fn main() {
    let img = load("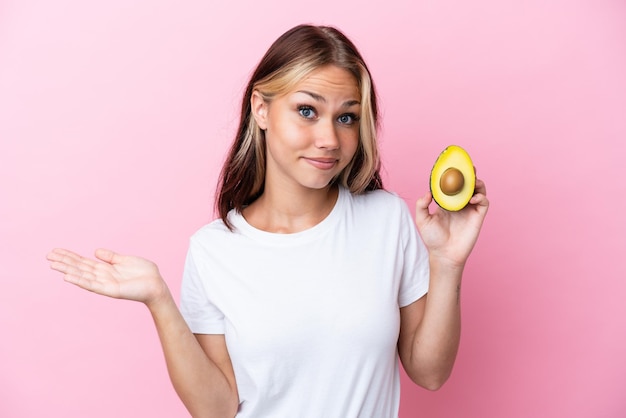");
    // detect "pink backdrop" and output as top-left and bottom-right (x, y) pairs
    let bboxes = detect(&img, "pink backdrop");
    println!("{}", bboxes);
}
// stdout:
(1, 1), (625, 417)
